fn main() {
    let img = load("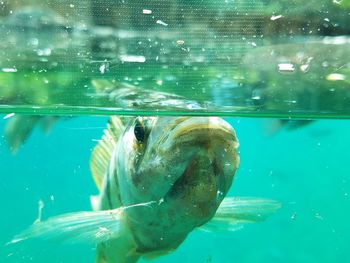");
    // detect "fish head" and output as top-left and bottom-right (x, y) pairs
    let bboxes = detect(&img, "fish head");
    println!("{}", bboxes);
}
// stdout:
(116, 116), (239, 226)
